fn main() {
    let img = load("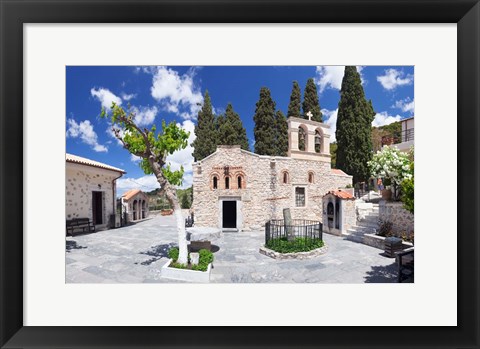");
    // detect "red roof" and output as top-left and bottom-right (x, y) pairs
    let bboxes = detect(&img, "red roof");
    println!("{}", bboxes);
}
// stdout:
(324, 190), (355, 200)
(331, 169), (349, 176)
(122, 189), (143, 200)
